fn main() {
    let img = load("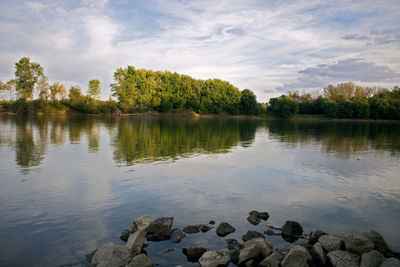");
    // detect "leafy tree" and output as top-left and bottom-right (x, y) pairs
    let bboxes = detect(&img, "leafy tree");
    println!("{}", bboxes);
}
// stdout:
(88, 79), (101, 99)
(49, 82), (66, 101)
(36, 75), (49, 101)
(14, 57), (43, 100)
(269, 95), (298, 118)
(240, 89), (257, 114)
